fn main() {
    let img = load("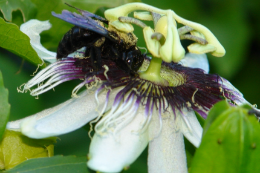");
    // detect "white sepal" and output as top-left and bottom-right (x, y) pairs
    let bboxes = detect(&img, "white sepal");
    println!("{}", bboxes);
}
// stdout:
(179, 53), (209, 73)
(20, 19), (56, 63)
(180, 108), (203, 147)
(148, 112), (188, 173)
(87, 107), (149, 173)
(7, 87), (116, 139)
